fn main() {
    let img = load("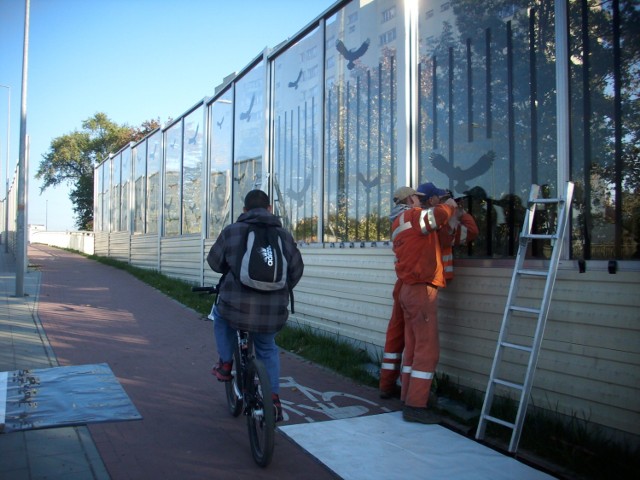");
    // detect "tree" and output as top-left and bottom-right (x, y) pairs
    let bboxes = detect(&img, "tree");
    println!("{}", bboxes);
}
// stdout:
(36, 113), (161, 230)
